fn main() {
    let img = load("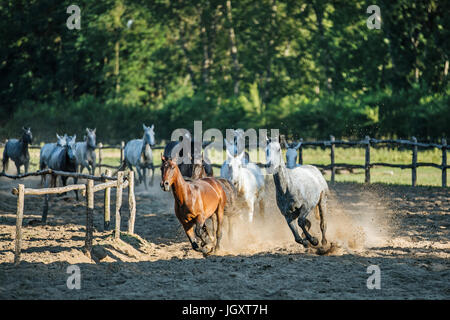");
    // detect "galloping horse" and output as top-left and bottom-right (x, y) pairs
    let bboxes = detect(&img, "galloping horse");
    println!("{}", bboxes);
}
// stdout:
(160, 155), (227, 255)
(266, 139), (330, 250)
